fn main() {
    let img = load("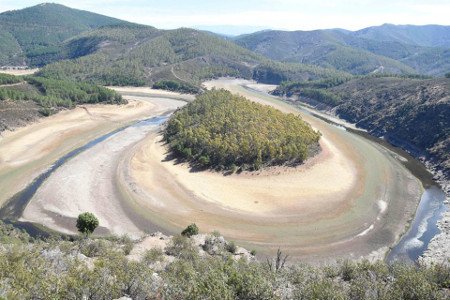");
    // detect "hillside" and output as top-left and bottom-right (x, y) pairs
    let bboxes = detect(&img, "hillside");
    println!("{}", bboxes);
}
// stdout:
(274, 76), (450, 175)
(163, 89), (320, 171)
(0, 3), (126, 66)
(234, 27), (450, 76)
(37, 24), (349, 87)
(234, 30), (416, 75)
(353, 24), (450, 48)
(0, 73), (125, 131)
